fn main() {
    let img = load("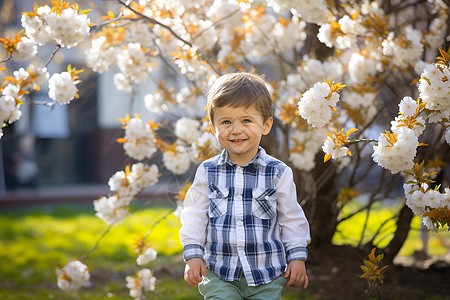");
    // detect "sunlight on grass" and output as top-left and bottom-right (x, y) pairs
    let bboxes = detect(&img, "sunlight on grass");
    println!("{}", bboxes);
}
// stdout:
(1, 201), (448, 299)
(0, 203), (183, 288)
(332, 199), (450, 256)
